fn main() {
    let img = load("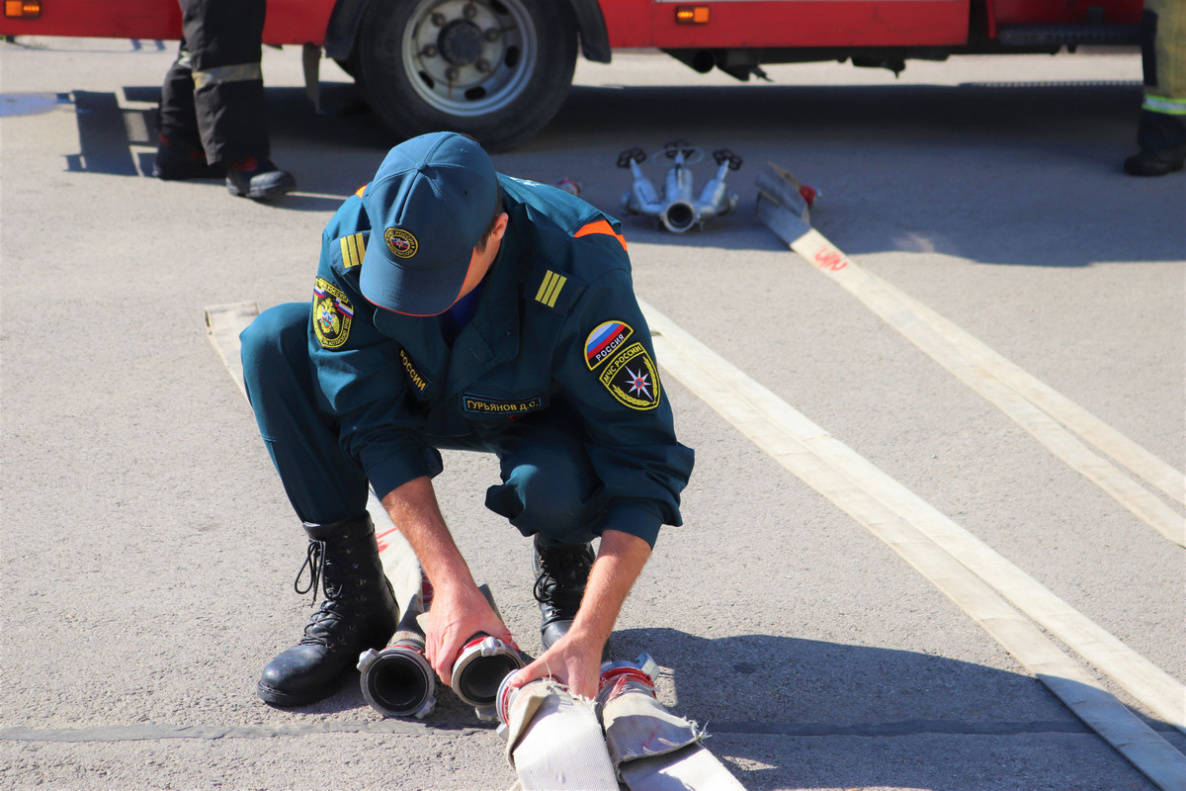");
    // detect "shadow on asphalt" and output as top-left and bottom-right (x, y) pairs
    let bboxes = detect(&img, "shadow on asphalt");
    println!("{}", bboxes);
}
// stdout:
(606, 627), (1174, 790)
(58, 77), (1177, 268)
(252, 625), (1178, 789)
